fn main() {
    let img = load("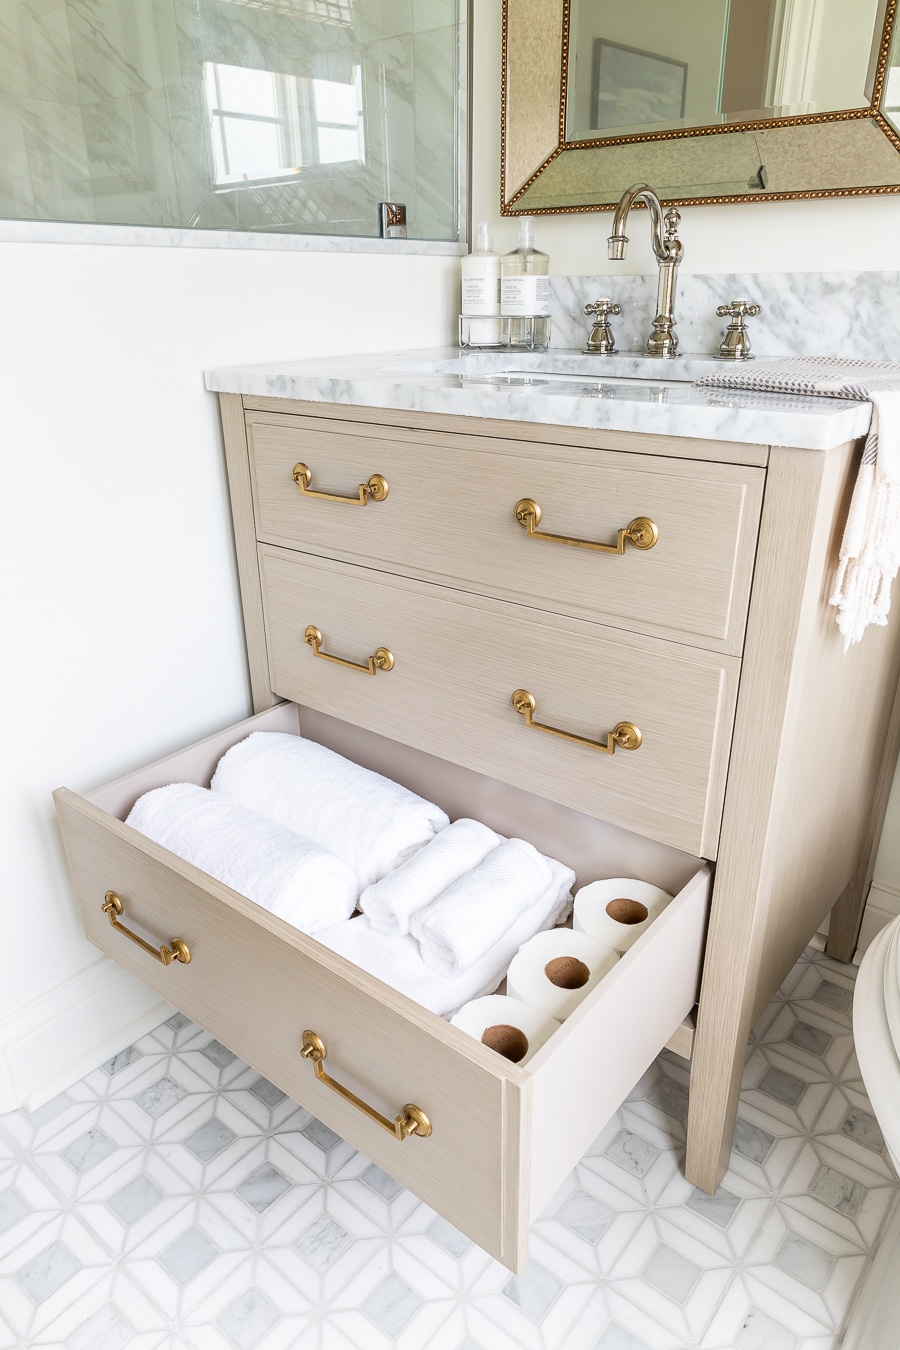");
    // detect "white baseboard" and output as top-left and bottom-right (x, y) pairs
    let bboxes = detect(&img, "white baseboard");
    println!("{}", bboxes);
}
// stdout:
(0, 956), (173, 1114)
